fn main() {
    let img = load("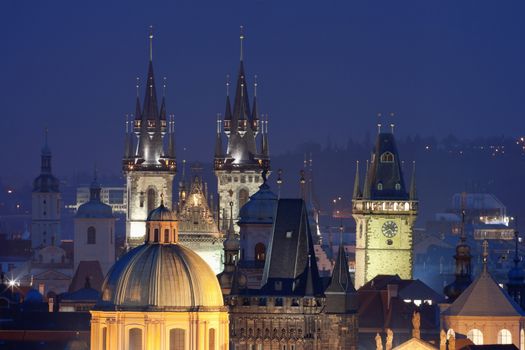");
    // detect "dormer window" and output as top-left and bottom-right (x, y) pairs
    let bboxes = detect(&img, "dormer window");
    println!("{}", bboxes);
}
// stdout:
(377, 183), (383, 191)
(395, 183), (401, 190)
(380, 151), (394, 163)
